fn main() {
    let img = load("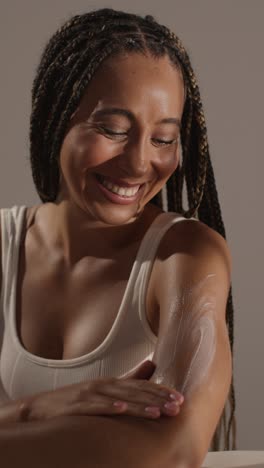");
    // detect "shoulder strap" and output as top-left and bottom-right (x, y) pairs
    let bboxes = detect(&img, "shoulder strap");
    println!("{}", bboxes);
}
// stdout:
(136, 211), (199, 310)
(135, 211), (198, 263)
(0, 206), (27, 343)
